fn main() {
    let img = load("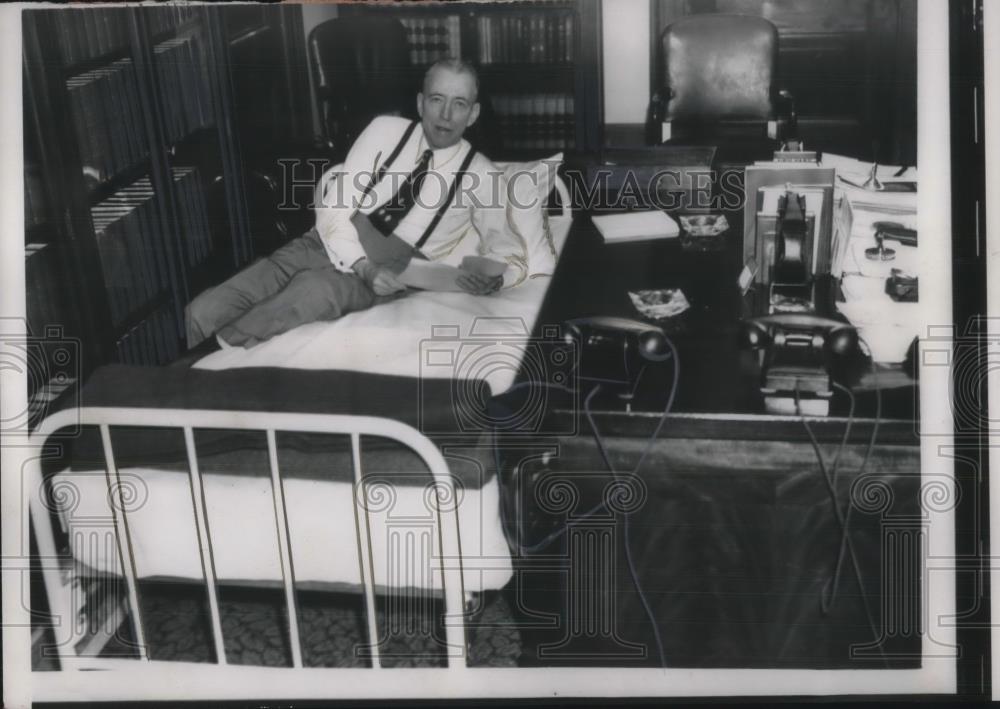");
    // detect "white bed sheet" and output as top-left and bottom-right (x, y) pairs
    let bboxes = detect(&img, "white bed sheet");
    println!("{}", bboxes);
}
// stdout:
(193, 217), (573, 396)
(57, 469), (513, 594)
